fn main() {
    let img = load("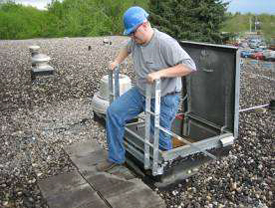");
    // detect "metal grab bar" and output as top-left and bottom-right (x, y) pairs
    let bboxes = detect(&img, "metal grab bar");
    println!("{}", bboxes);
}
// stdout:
(108, 69), (216, 176)
(137, 115), (218, 159)
(144, 82), (152, 169)
(144, 79), (162, 175)
(239, 103), (272, 112)
(108, 65), (120, 104)
(157, 126), (216, 159)
(145, 79), (217, 176)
